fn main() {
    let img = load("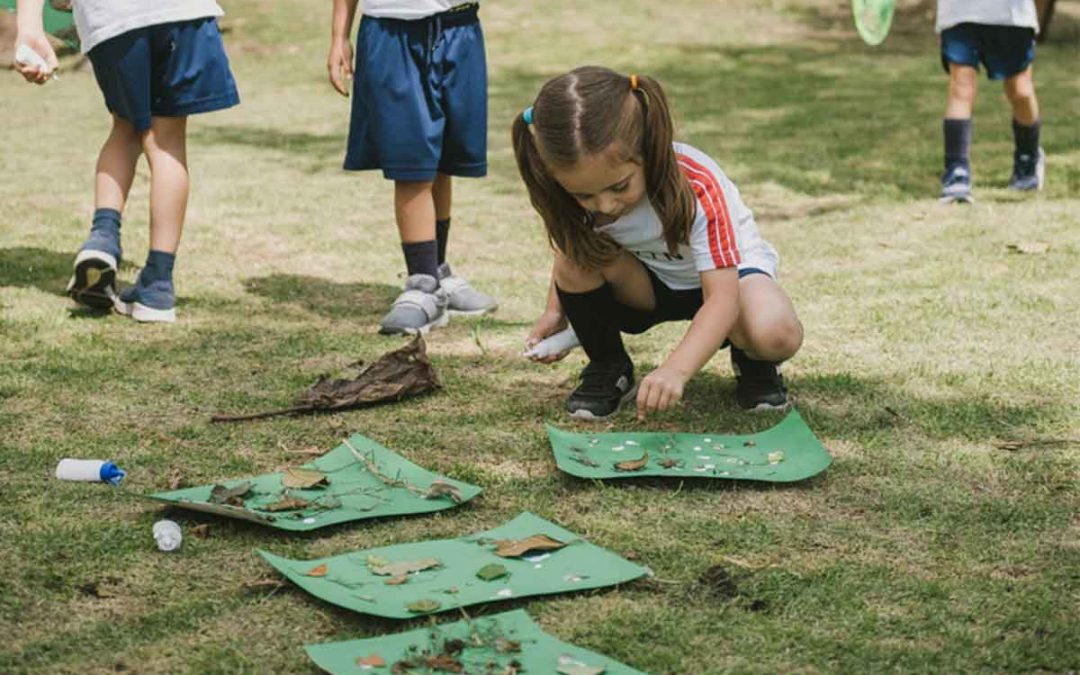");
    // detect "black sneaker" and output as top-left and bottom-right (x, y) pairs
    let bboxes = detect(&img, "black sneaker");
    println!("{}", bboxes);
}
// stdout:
(567, 359), (636, 420)
(731, 347), (788, 411)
